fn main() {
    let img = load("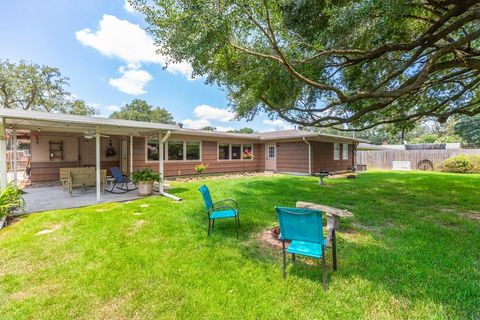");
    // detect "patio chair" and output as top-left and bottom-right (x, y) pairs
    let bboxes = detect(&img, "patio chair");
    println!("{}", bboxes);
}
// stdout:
(106, 167), (137, 194)
(275, 206), (328, 290)
(198, 185), (240, 238)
